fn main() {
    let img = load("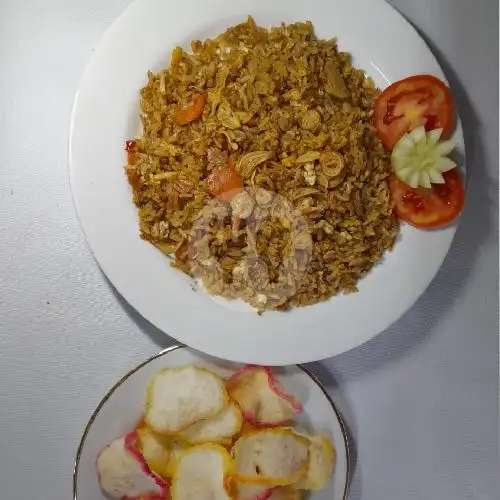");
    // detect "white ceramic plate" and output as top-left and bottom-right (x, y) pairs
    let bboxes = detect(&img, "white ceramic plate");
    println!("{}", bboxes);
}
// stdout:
(73, 346), (350, 500)
(70, 0), (464, 364)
